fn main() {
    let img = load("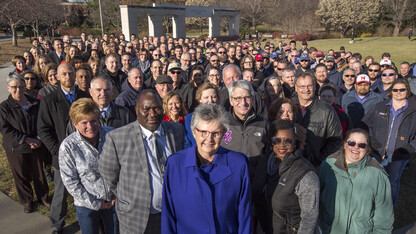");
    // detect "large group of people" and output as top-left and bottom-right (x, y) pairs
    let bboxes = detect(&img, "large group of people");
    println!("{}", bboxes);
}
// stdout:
(1, 31), (415, 234)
